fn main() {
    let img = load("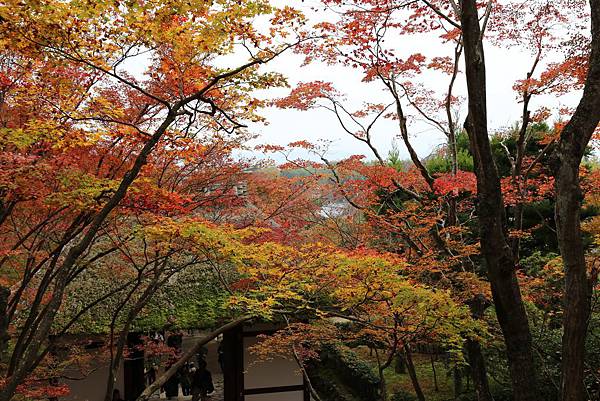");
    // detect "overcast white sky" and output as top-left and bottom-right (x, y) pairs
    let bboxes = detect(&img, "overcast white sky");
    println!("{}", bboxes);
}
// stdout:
(241, 0), (583, 164)
(120, 0), (584, 164)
